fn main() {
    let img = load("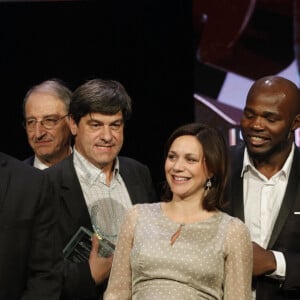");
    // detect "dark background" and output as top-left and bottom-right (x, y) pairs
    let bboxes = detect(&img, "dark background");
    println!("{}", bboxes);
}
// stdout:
(4, 1), (294, 192)
(0, 0), (194, 190)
